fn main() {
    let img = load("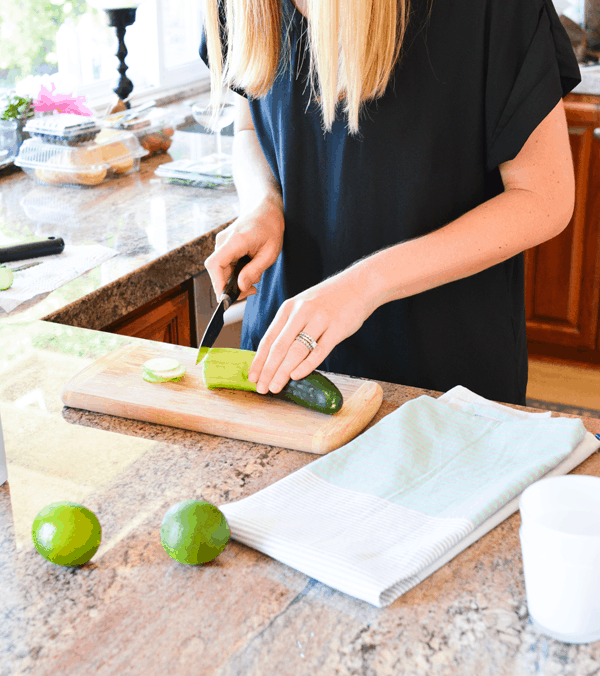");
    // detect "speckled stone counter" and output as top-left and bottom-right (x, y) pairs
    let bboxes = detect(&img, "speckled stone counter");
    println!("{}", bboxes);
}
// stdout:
(0, 119), (238, 329)
(1, 320), (600, 676)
